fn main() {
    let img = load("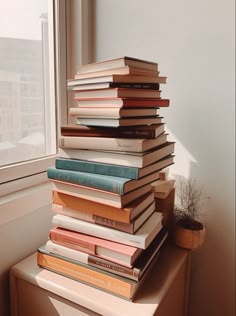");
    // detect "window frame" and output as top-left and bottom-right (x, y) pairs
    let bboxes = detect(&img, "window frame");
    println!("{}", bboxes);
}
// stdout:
(0, 0), (93, 199)
(0, 0), (67, 196)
